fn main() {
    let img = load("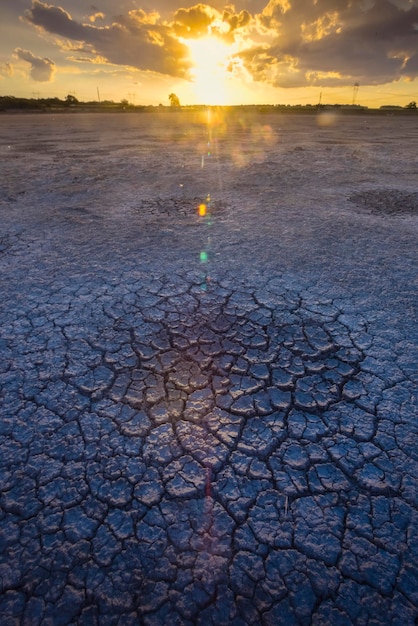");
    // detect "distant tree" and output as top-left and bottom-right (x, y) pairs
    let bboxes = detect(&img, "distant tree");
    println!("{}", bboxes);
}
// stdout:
(405, 101), (417, 109)
(168, 93), (180, 108)
(120, 98), (129, 107)
(65, 94), (78, 106)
